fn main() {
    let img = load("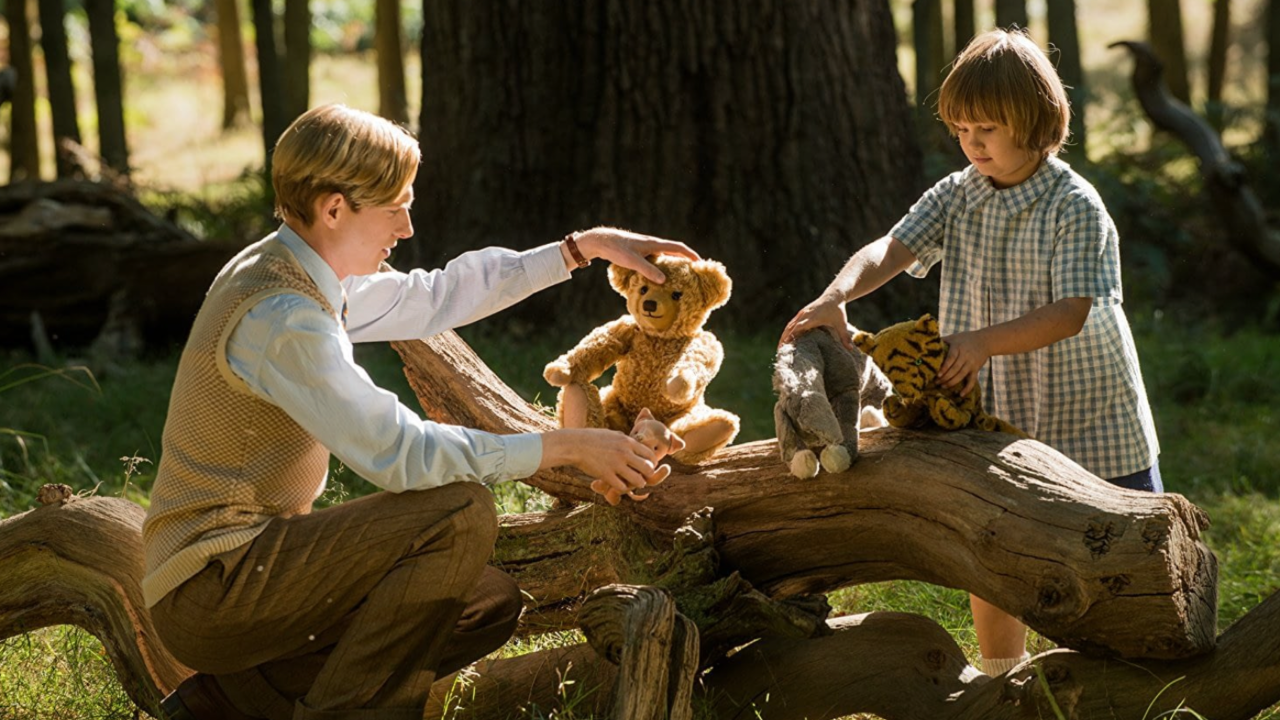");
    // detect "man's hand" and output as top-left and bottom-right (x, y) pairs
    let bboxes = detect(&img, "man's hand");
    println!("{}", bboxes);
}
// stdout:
(540, 428), (659, 500)
(567, 227), (701, 283)
(779, 294), (851, 349)
(938, 330), (992, 397)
